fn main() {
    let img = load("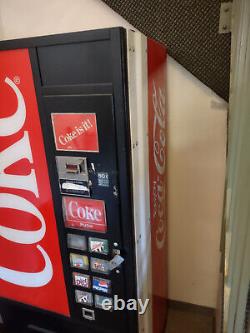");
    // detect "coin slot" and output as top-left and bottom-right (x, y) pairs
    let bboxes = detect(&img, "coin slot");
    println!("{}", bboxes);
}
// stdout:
(65, 163), (80, 174)
(65, 159), (86, 174)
